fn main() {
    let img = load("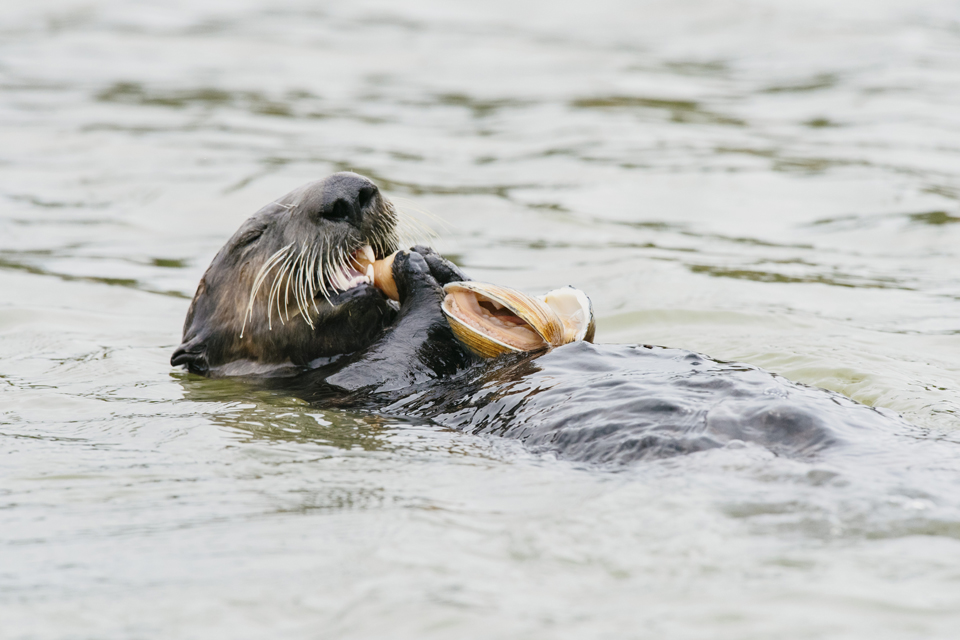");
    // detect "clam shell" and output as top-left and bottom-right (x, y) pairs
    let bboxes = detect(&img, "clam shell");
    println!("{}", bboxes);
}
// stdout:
(541, 286), (595, 344)
(441, 281), (571, 357)
(444, 311), (522, 359)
